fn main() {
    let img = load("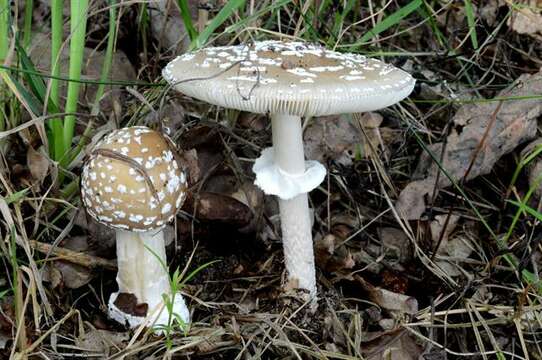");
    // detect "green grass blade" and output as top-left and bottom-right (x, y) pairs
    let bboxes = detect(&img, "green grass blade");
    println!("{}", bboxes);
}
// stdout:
(22, 0), (33, 48)
(508, 200), (542, 222)
(16, 39), (59, 113)
(357, 0), (422, 45)
(62, 0), (89, 163)
(4, 188), (30, 204)
(190, 0), (245, 50)
(91, 0), (117, 116)
(4, 72), (43, 115)
(177, 0), (198, 41)
(225, 0), (290, 34)
(464, 0), (478, 49)
(50, 0), (64, 160)
(0, 0), (8, 61)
